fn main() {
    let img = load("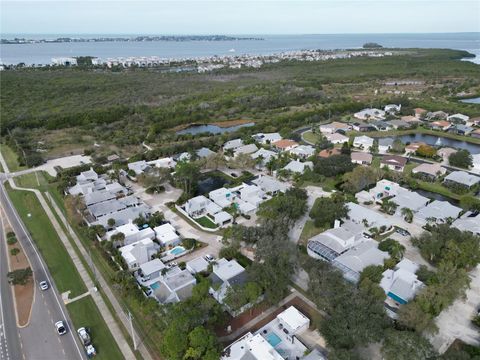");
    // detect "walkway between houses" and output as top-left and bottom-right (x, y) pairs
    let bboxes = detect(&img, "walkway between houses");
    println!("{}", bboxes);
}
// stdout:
(0, 152), (139, 360)
(219, 288), (327, 343)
